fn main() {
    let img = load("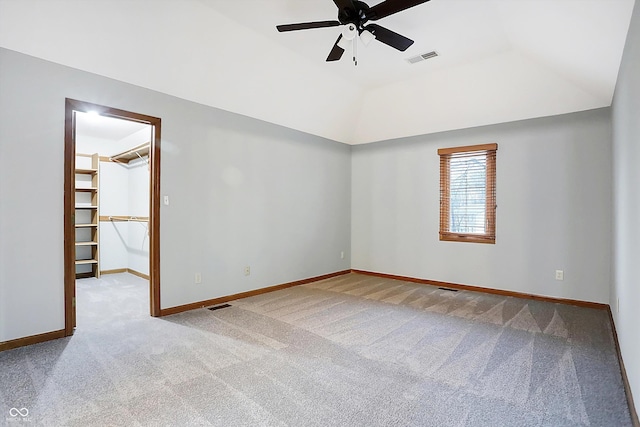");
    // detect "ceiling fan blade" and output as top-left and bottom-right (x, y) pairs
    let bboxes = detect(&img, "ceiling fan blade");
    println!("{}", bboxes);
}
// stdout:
(327, 35), (345, 61)
(277, 20), (340, 32)
(366, 0), (430, 21)
(365, 24), (414, 51)
(333, 0), (355, 11)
